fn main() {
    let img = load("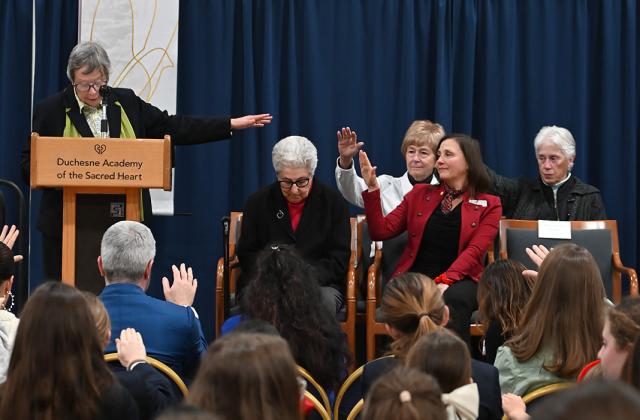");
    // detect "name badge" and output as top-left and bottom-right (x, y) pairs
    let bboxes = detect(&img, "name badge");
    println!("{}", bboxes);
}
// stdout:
(468, 199), (487, 207)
